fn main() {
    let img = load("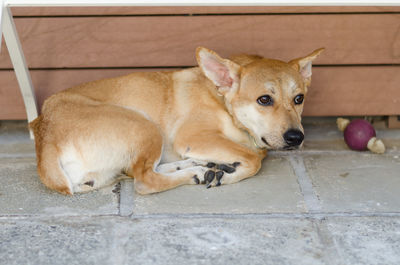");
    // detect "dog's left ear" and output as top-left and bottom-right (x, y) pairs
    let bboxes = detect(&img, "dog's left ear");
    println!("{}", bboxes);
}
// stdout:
(196, 47), (241, 96)
(289, 48), (325, 87)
